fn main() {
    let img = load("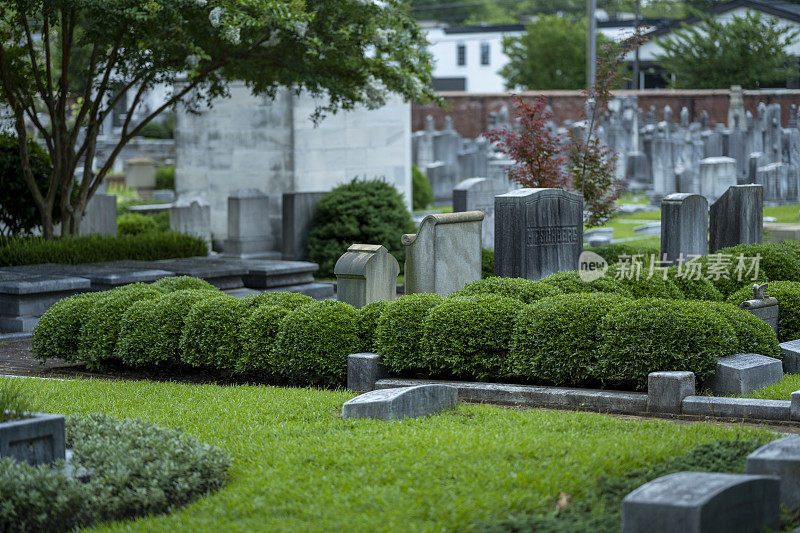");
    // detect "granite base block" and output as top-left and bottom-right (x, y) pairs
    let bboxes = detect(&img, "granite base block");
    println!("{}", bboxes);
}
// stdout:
(0, 413), (66, 466)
